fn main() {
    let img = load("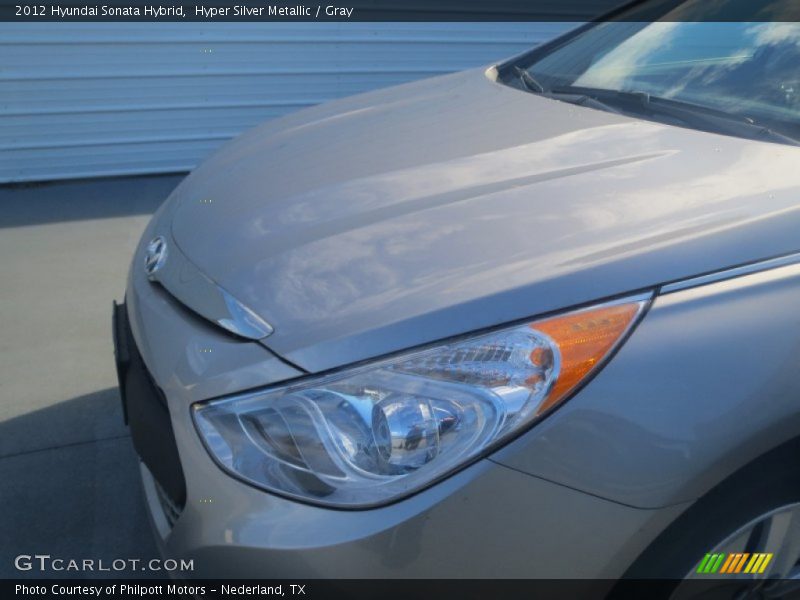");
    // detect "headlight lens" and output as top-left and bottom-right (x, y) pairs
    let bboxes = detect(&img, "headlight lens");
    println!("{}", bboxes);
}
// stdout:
(194, 295), (648, 507)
